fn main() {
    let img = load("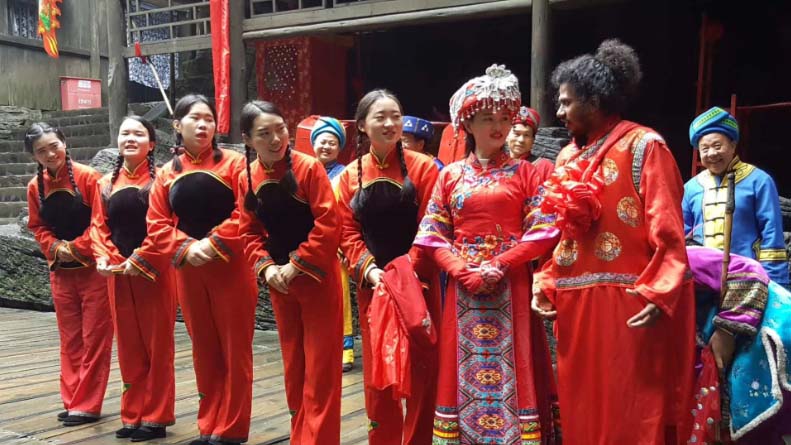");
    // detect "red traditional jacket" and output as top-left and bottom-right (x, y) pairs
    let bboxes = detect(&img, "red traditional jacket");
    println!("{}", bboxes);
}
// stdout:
(238, 150), (340, 281)
(90, 160), (165, 281)
(27, 161), (101, 269)
(537, 120), (690, 315)
(336, 148), (439, 285)
(140, 147), (247, 268)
